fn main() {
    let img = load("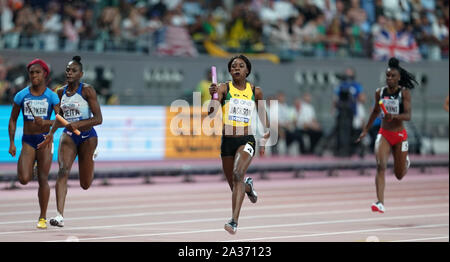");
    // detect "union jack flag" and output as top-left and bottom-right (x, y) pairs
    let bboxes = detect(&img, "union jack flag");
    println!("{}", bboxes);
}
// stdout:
(373, 29), (421, 62)
(156, 26), (198, 57)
